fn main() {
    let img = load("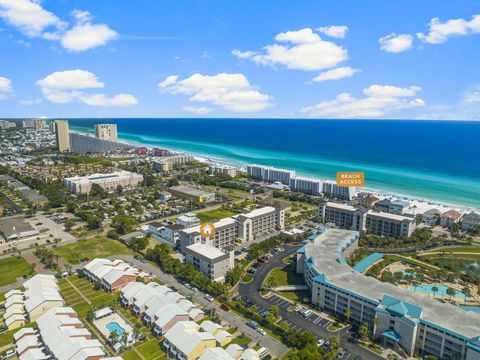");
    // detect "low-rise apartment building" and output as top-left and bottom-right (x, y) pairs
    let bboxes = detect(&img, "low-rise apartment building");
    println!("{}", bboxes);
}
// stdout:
(440, 210), (463, 227)
(163, 321), (216, 360)
(64, 171), (143, 194)
(148, 222), (184, 248)
(176, 213), (200, 228)
(461, 211), (480, 232)
(184, 243), (234, 282)
(297, 229), (480, 360)
(153, 154), (194, 172)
